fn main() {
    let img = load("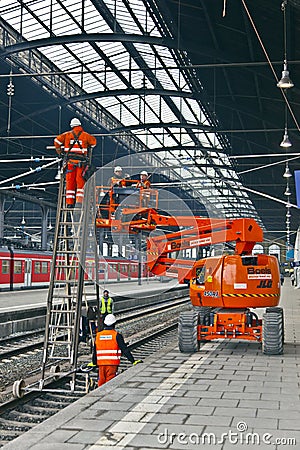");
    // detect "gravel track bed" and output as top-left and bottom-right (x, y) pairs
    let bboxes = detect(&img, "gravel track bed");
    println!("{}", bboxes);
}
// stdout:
(0, 302), (190, 404)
